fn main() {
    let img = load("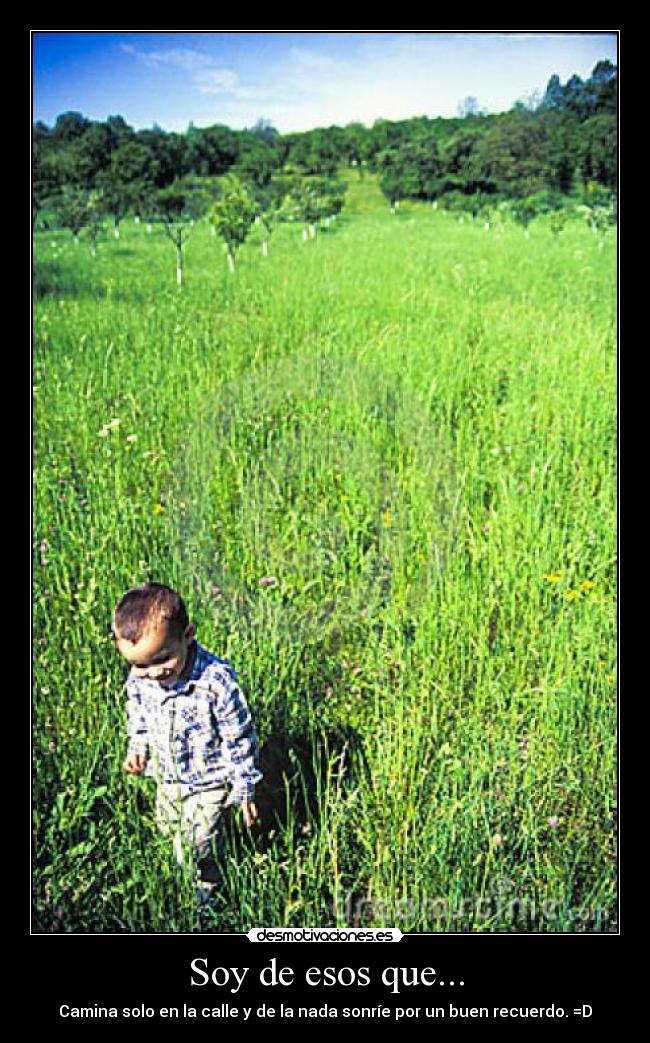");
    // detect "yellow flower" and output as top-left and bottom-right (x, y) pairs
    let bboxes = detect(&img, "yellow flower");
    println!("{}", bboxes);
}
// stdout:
(382, 510), (393, 527)
(580, 580), (595, 592)
(565, 590), (578, 602)
(153, 503), (165, 515)
(545, 573), (562, 583)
